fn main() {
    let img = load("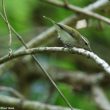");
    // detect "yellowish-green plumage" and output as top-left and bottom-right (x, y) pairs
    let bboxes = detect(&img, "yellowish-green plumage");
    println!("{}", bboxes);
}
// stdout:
(43, 16), (91, 51)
